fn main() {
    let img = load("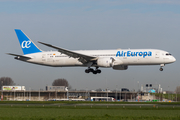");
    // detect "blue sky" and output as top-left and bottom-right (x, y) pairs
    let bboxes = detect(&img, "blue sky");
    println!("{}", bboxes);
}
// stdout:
(0, 0), (180, 91)
(0, 0), (180, 14)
